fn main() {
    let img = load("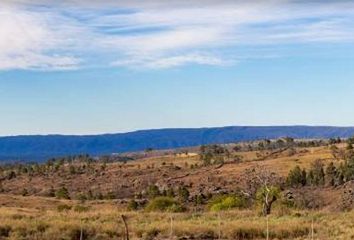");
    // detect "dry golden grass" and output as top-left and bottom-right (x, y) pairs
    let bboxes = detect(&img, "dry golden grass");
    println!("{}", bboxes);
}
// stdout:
(0, 194), (353, 239)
